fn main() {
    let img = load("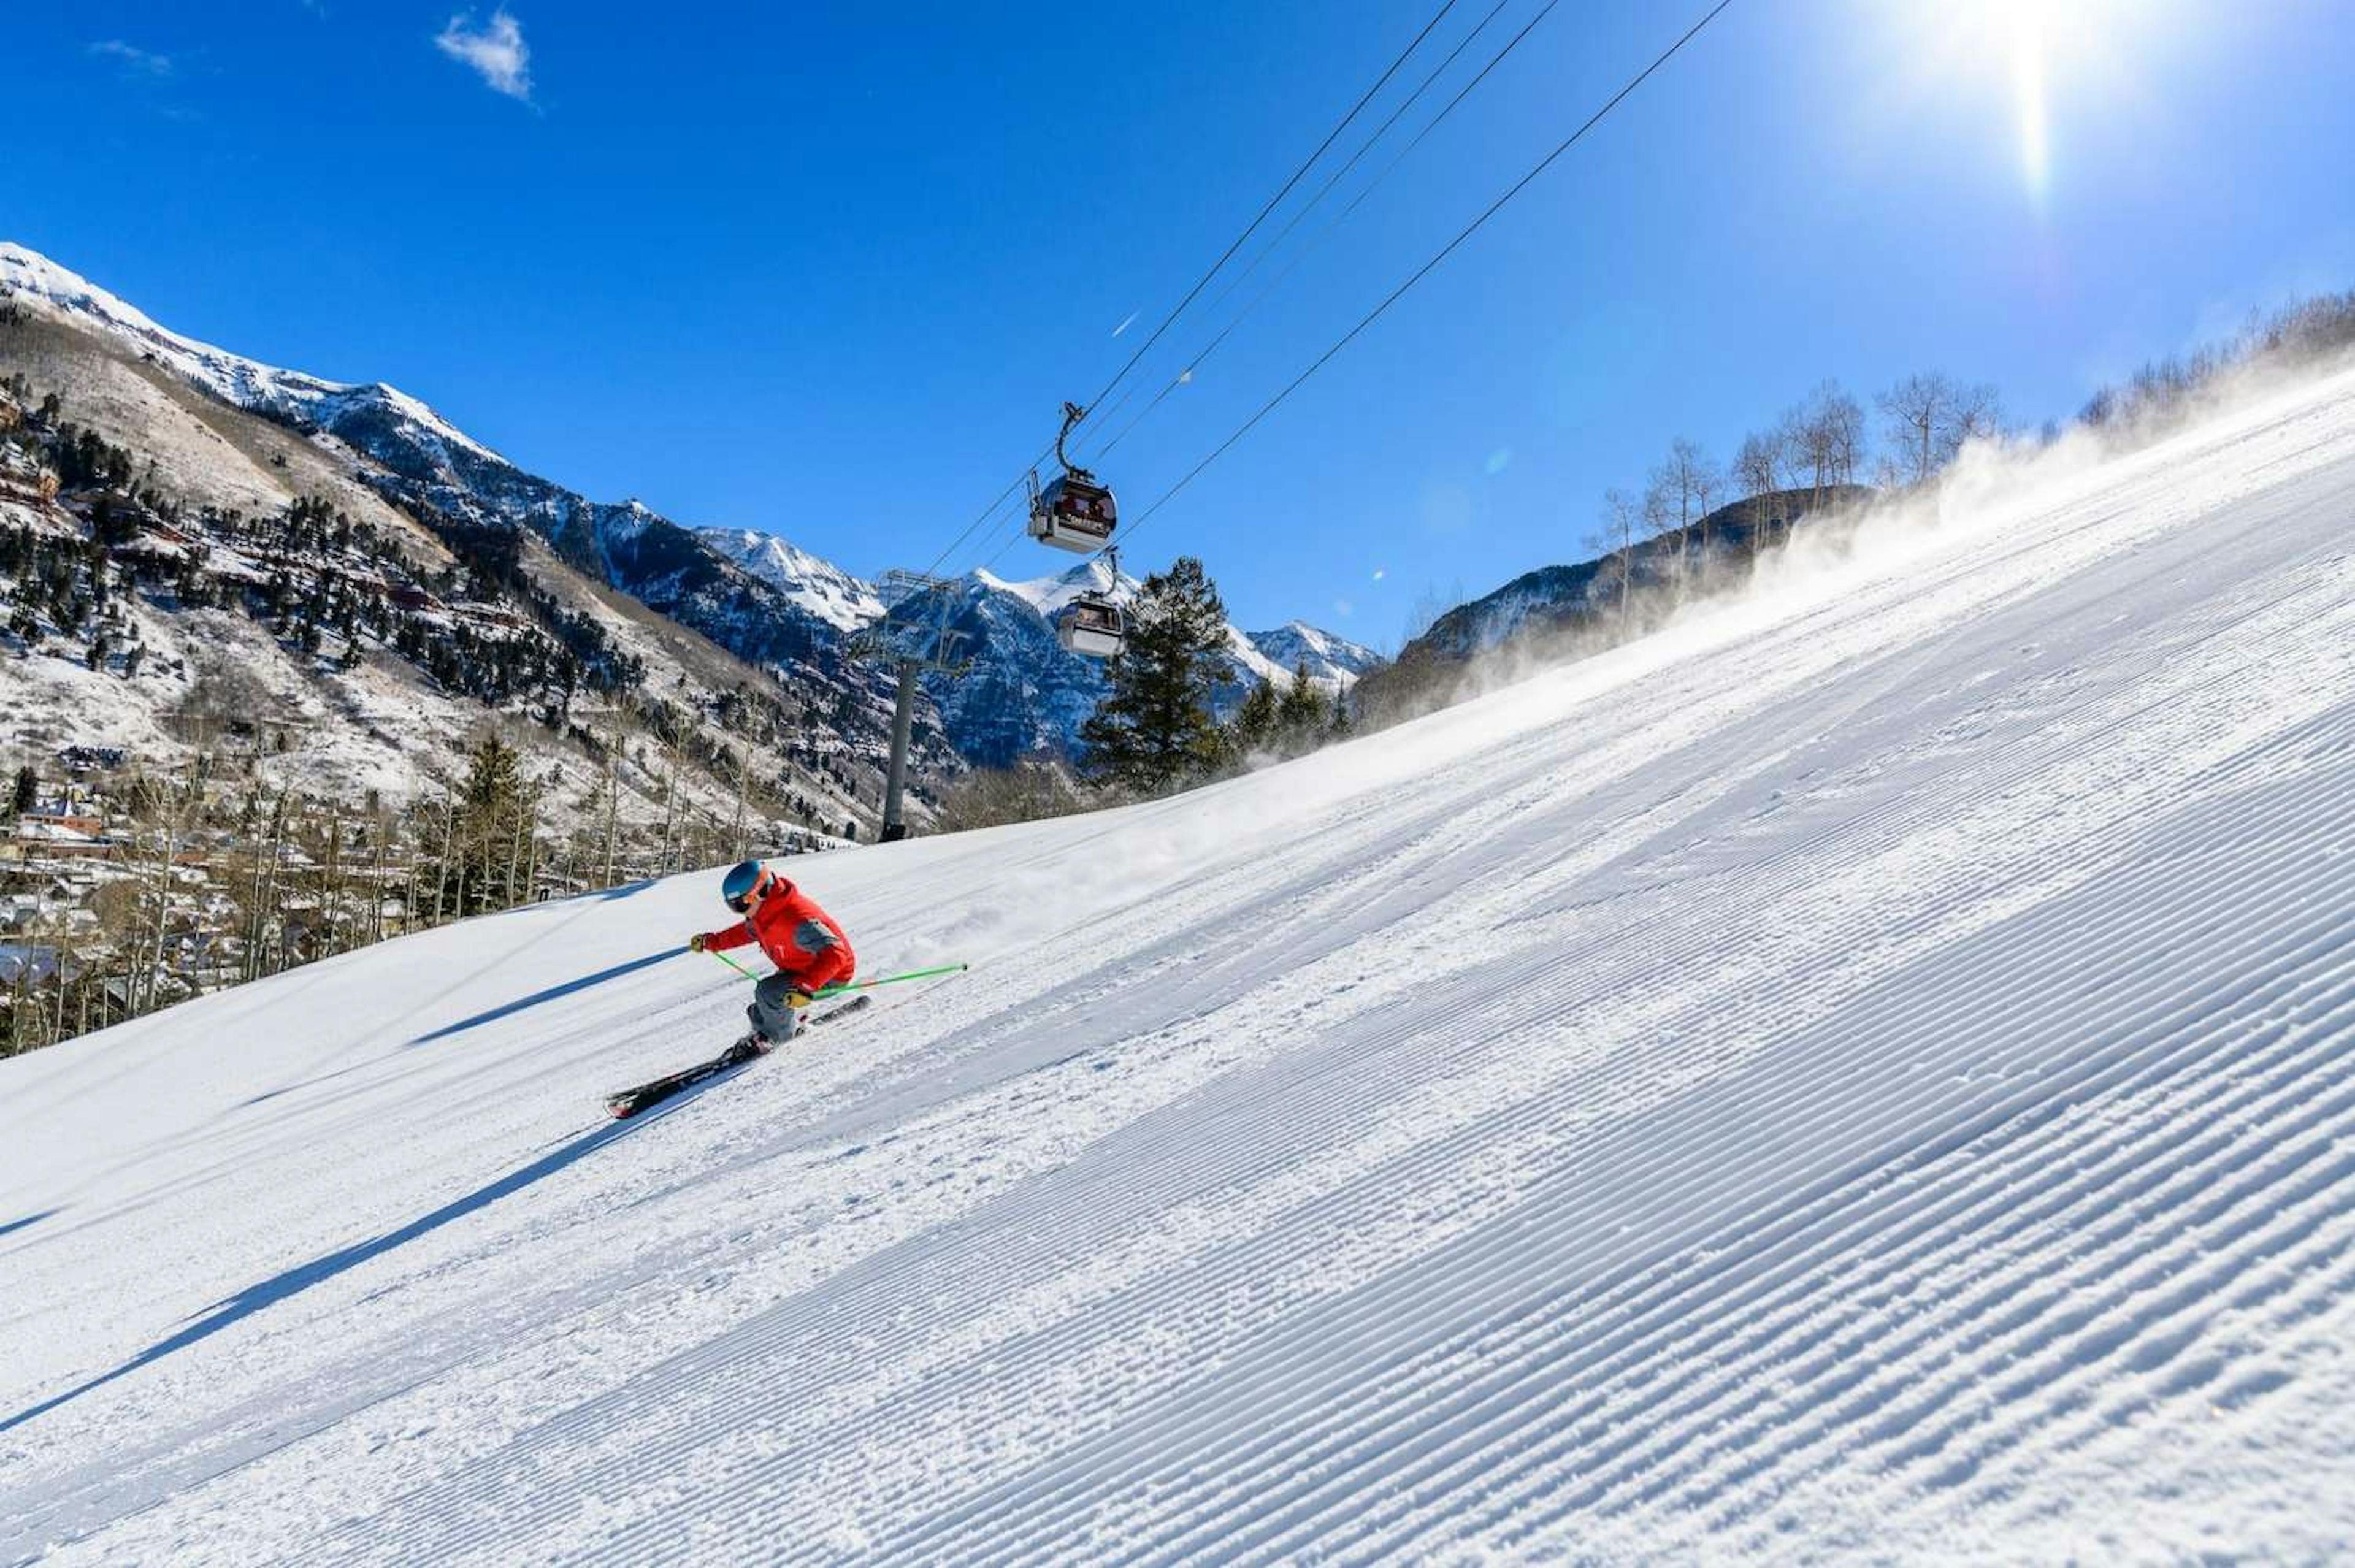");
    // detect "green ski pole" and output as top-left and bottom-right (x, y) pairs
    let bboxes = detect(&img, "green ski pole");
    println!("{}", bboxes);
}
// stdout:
(811, 960), (969, 998)
(705, 952), (965, 995)
(703, 947), (760, 982)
